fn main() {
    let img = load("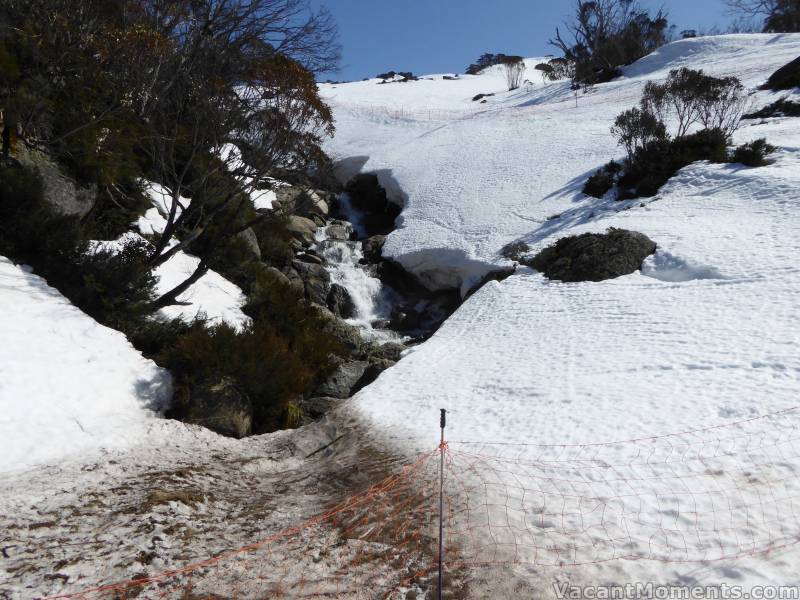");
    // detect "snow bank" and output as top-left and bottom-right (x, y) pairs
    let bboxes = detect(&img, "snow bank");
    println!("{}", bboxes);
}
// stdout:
(0, 257), (172, 473)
